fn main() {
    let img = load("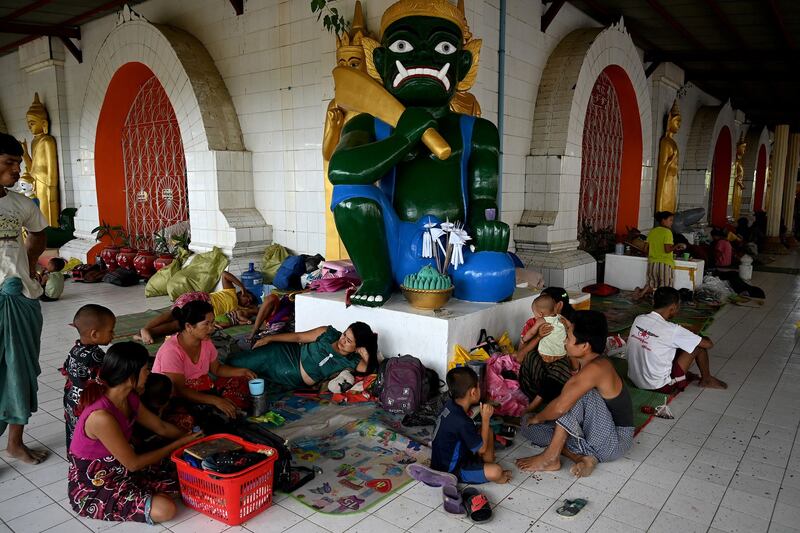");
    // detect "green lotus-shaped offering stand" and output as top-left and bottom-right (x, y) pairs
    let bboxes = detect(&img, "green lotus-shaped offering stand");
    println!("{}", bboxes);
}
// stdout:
(401, 265), (454, 309)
